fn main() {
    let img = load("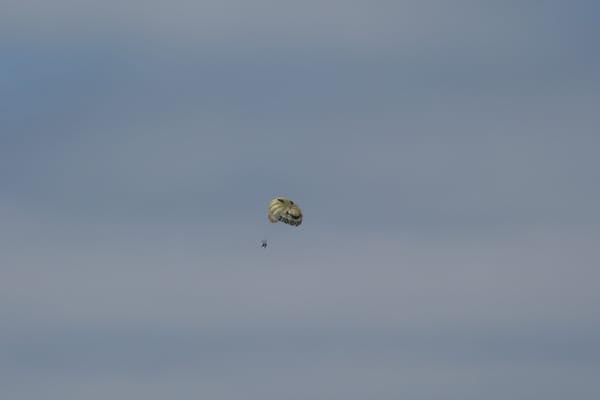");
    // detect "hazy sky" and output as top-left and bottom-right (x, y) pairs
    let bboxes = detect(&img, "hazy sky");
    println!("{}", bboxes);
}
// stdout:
(2, 1), (600, 399)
